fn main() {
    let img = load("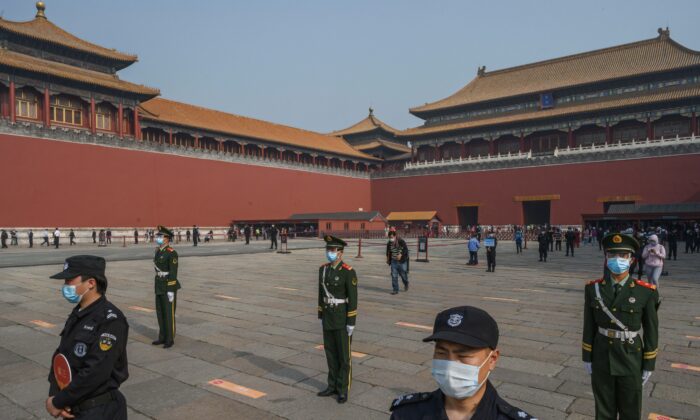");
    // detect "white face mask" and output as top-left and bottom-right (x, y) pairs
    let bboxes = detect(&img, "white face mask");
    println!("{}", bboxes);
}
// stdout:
(431, 351), (493, 399)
